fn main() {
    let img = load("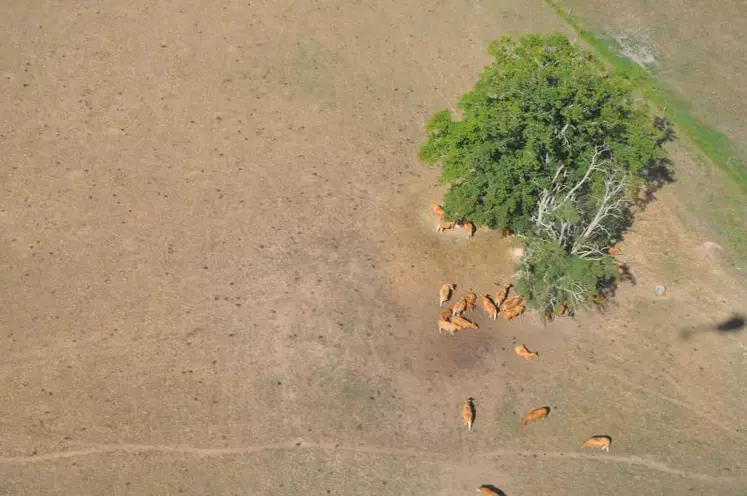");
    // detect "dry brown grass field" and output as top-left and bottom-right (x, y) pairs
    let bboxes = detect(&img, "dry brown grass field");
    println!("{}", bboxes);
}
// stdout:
(1, 1), (746, 494)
